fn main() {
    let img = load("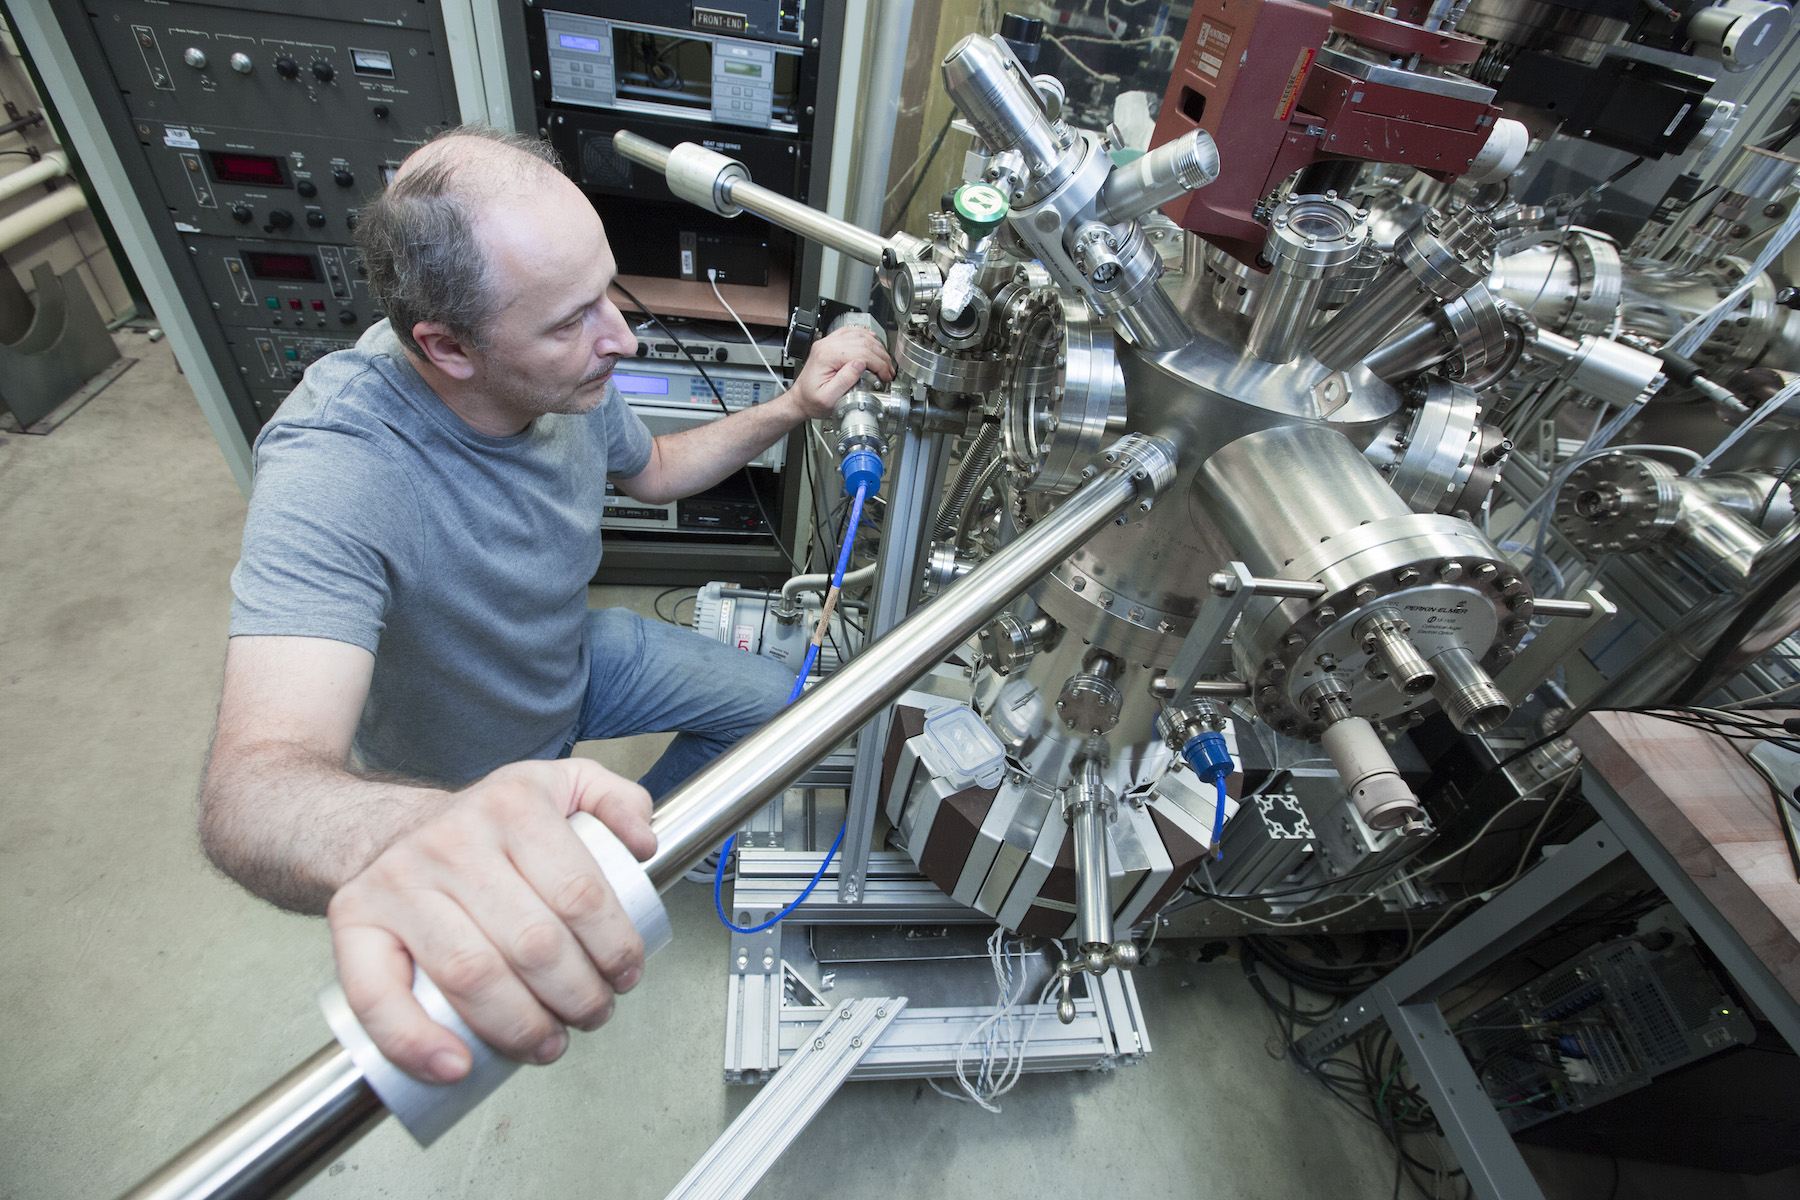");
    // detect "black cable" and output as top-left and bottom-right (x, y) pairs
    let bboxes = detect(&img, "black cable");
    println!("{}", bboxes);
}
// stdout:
(1675, 554), (1800, 699)
(652, 585), (693, 624)
(607, 280), (803, 574)
(1753, 456), (1800, 528)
